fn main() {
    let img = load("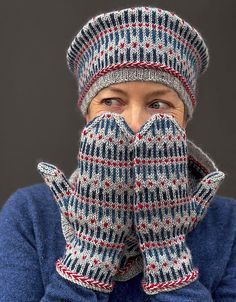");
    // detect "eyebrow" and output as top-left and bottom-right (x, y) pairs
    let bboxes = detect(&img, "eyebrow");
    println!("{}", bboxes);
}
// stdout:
(104, 86), (175, 97)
